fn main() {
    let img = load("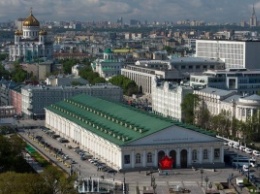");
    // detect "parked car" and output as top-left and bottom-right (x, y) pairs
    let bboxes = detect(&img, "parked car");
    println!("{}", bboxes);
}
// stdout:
(253, 150), (260, 157)
(245, 148), (253, 154)
(243, 164), (249, 172)
(233, 144), (240, 149)
(239, 146), (245, 152)
(228, 142), (234, 147)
